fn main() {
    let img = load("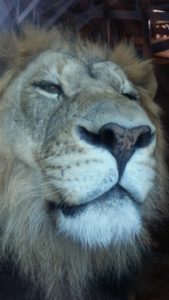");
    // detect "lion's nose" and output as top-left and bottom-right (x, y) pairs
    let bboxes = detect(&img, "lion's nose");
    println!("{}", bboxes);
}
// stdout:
(78, 123), (154, 177)
(99, 123), (154, 176)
